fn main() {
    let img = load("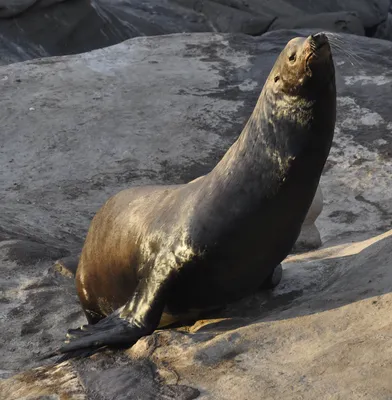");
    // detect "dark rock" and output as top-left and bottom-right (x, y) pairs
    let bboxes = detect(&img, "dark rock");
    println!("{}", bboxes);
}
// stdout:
(374, 12), (392, 40)
(0, 362), (84, 399)
(189, 0), (275, 35)
(227, 0), (303, 18)
(0, 0), (211, 64)
(0, 0), (68, 18)
(0, 240), (69, 266)
(270, 11), (365, 36)
(1, 0), (390, 67)
(283, 0), (389, 30)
